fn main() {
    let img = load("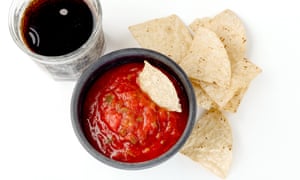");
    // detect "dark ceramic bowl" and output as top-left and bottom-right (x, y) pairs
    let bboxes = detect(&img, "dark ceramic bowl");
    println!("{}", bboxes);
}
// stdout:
(71, 48), (196, 169)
